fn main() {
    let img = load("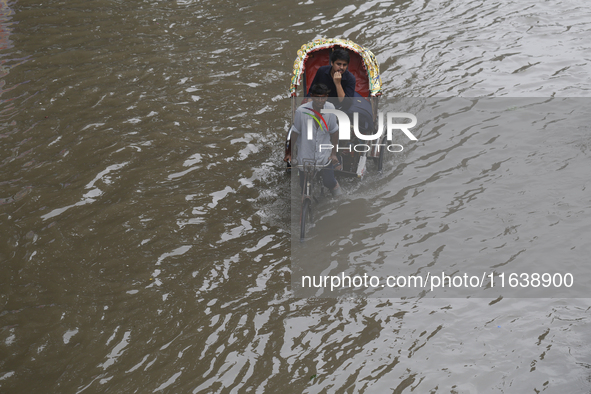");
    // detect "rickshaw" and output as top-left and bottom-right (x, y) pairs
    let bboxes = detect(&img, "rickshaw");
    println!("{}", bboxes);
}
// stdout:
(286, 38), (384, 240)
(285, 38), (384, 178)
